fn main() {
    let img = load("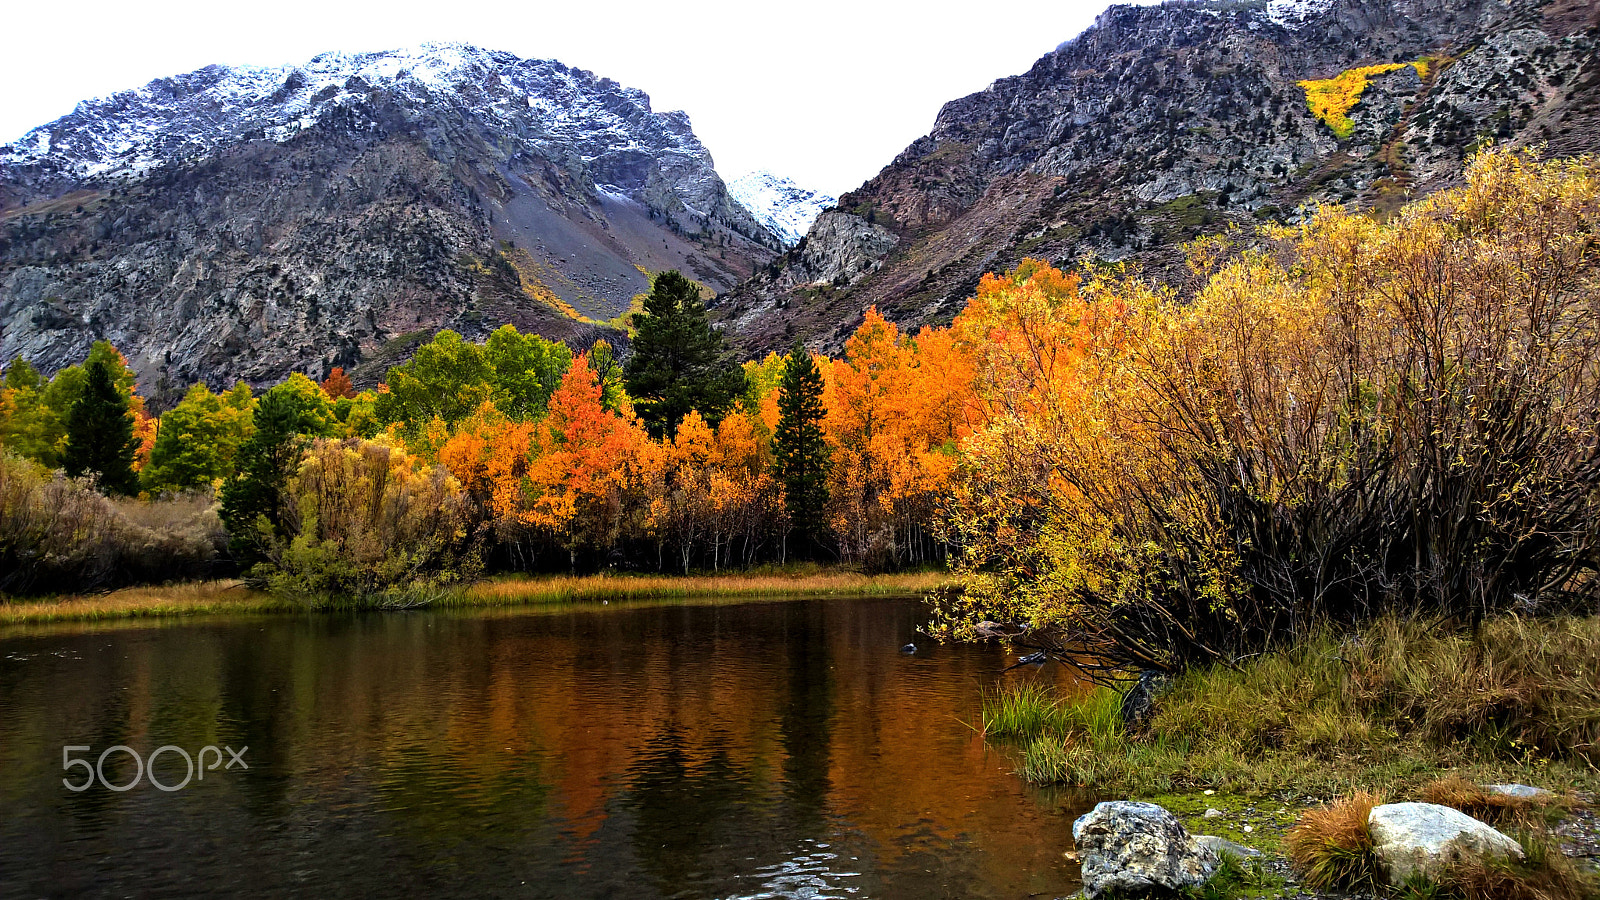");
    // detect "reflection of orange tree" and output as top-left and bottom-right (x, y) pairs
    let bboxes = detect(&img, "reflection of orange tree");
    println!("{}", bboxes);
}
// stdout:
(50, 594), (1082, 888)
